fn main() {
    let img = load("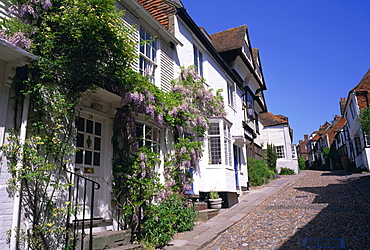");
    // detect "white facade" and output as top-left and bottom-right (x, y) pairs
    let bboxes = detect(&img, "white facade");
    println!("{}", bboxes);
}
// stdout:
(173, 11), (249, 201)
(343, 90), (370, 171)
(260, 124), (299, 174)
